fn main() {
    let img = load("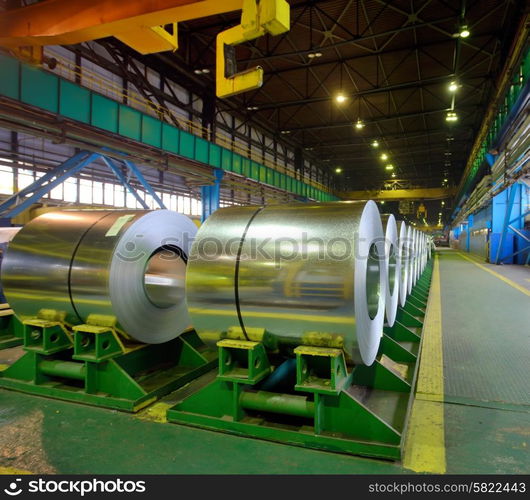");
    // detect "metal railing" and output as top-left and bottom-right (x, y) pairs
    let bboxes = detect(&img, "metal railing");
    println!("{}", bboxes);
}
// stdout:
(45, 50), (331, 195)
